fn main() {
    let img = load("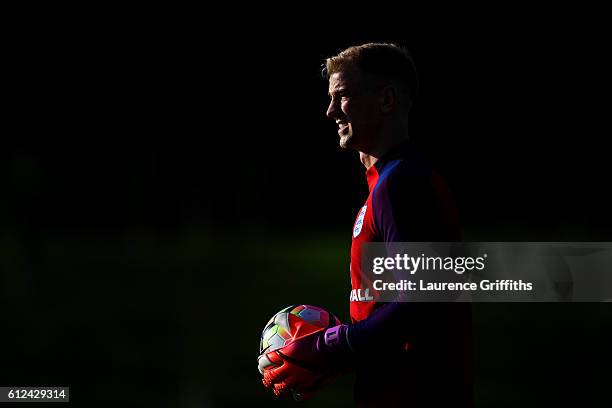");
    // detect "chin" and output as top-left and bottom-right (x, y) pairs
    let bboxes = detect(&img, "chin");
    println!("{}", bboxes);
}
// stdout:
(340, 134), (364, 151)
(339, 135), (351, 149)
(339, 133), (356, 149)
